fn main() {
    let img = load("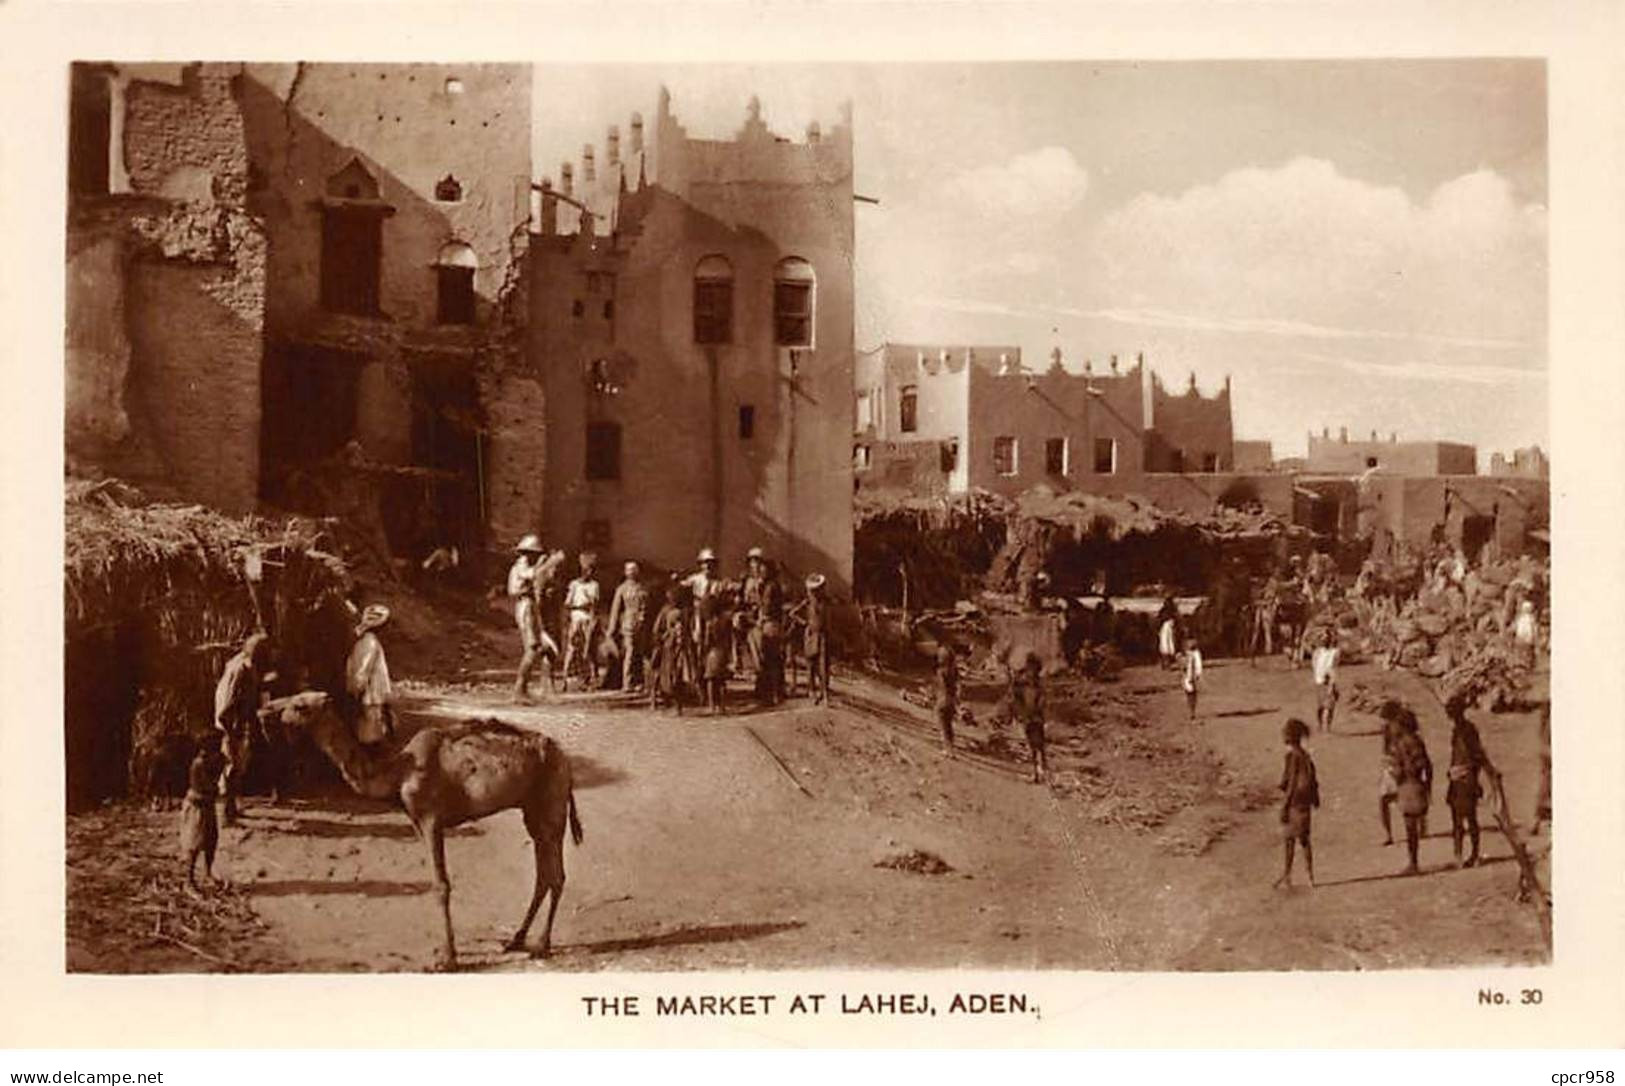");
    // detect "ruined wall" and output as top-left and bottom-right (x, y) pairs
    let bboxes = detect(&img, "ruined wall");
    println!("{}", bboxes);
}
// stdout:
(65, 62), (266, 513)
(1355, 474), (1546, 559)
(125, 260), (263, 510)
(65, 230), (133, 462)
(533, 92), (854, 589)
